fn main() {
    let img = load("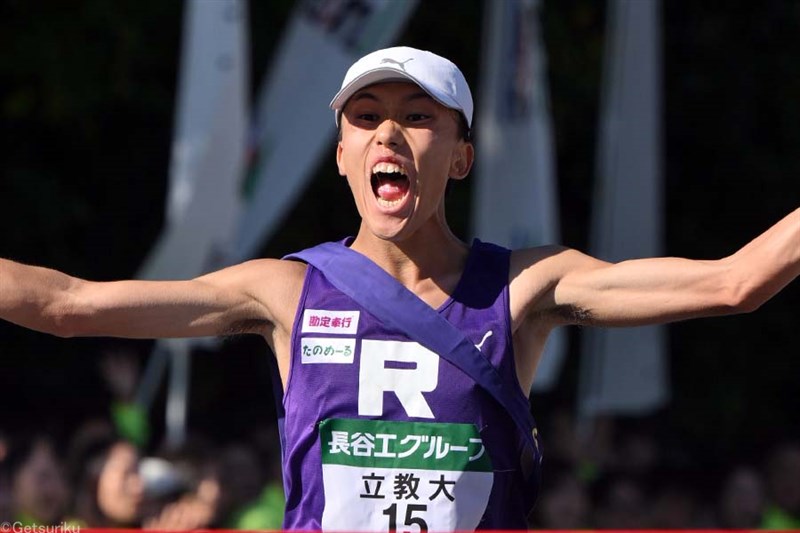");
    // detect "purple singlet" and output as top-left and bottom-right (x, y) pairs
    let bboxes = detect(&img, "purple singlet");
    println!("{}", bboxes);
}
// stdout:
(278, 240), (541, 530)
